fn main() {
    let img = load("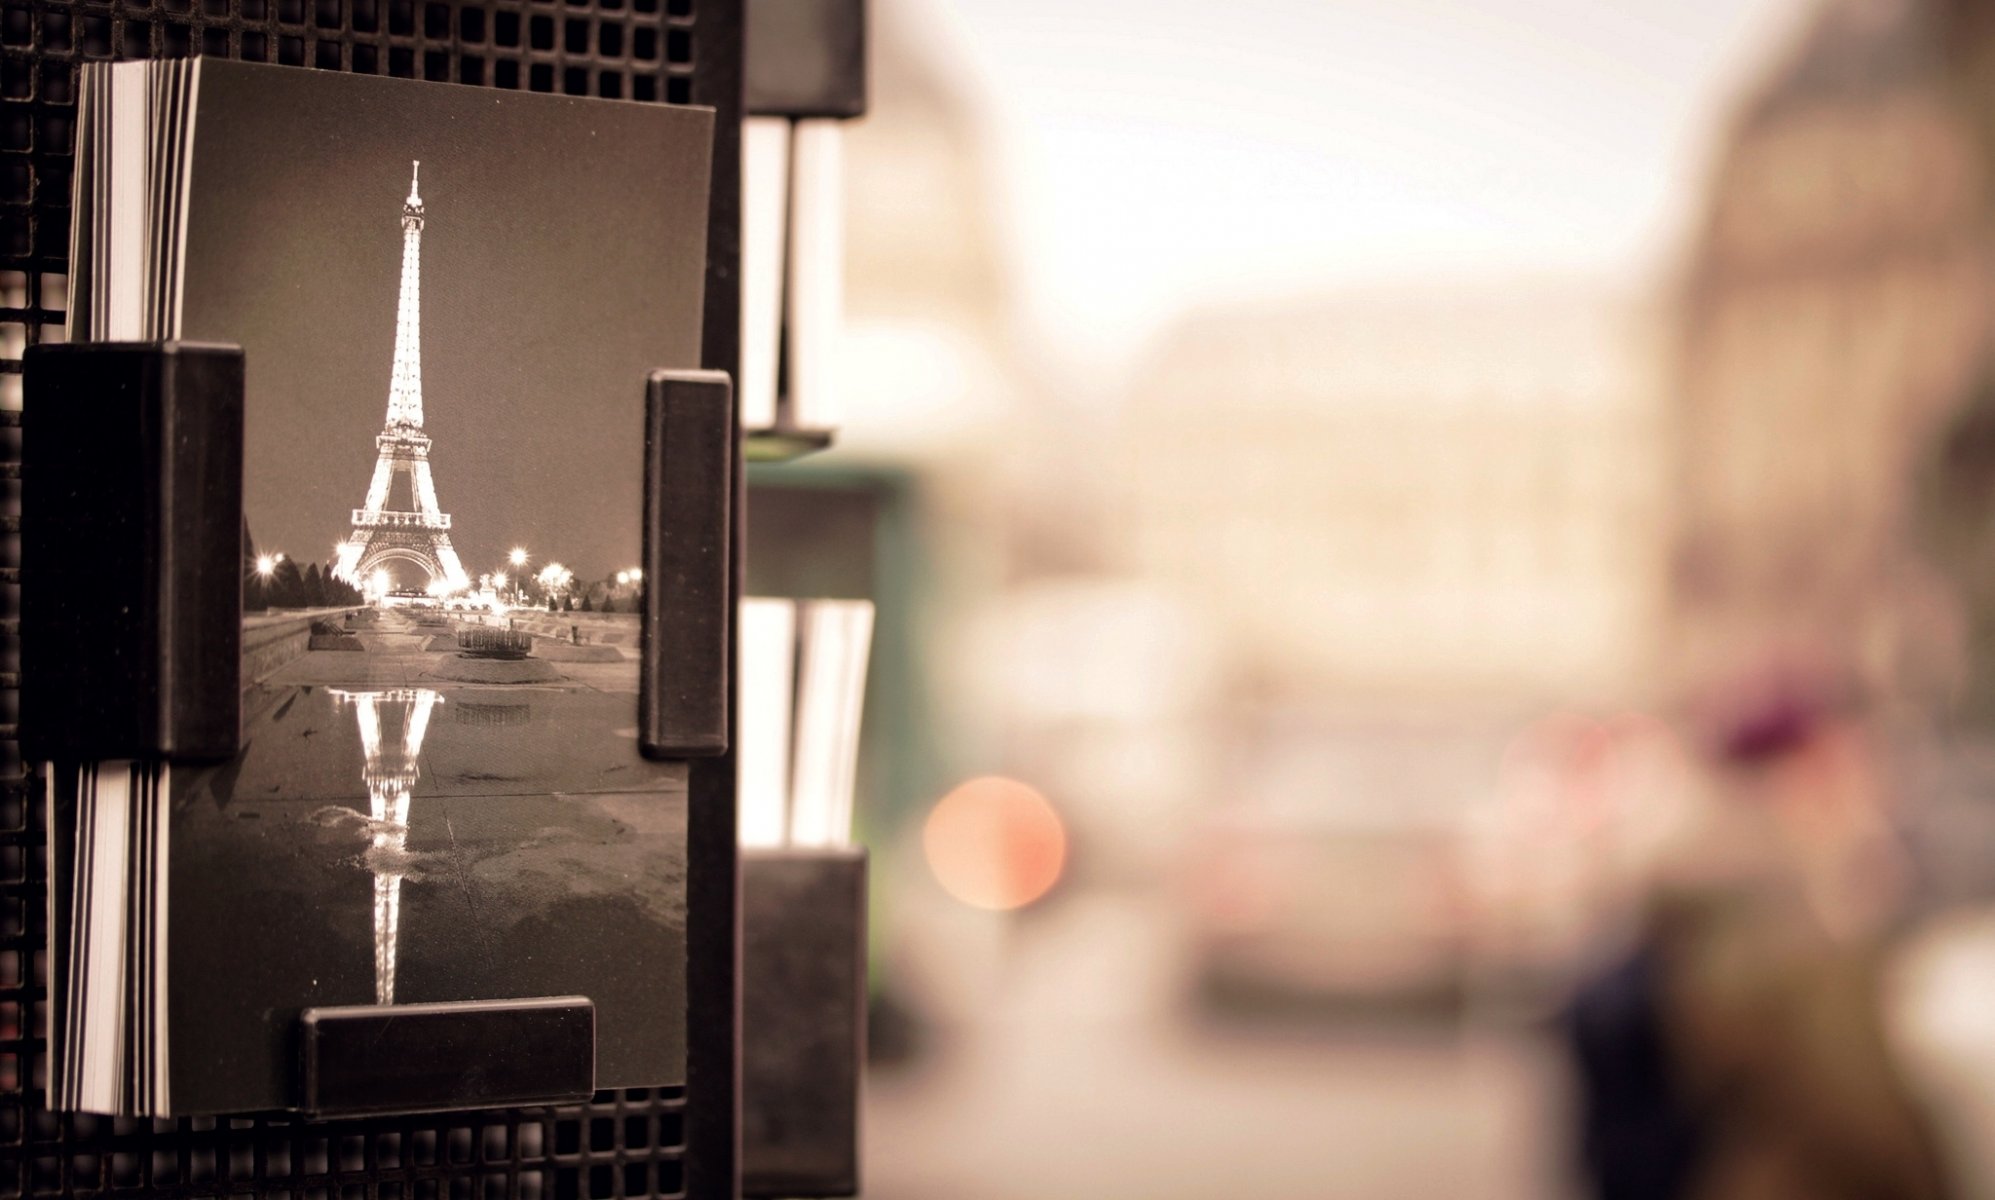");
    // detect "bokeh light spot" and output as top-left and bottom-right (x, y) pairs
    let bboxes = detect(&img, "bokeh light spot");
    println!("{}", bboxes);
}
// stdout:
(923, 777), (1067, 911)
